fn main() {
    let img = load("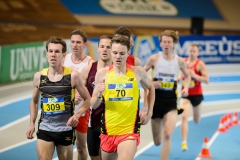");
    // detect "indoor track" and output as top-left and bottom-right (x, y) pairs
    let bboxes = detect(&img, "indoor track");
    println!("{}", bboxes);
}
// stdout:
(0, 64), (239, 160)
